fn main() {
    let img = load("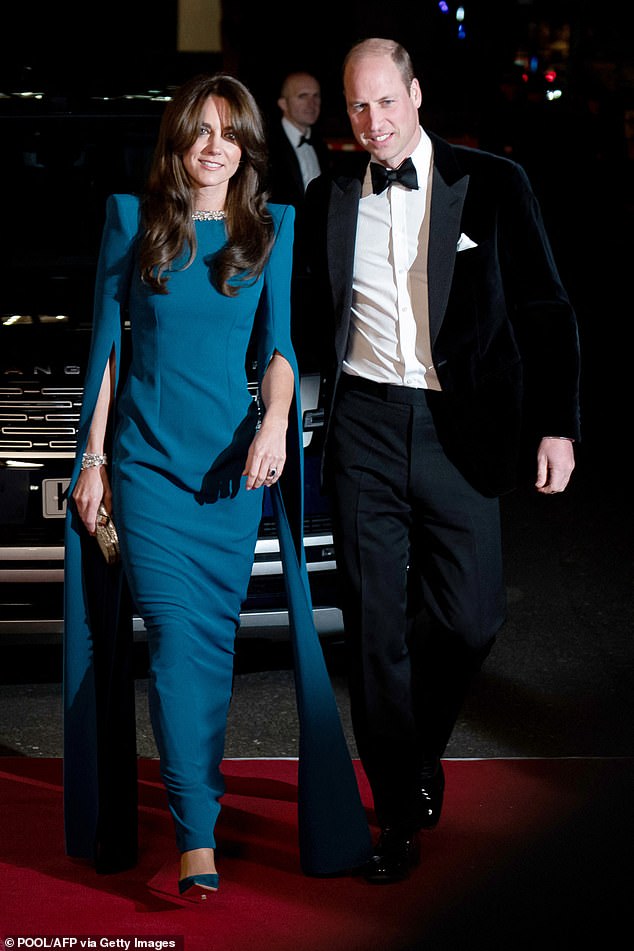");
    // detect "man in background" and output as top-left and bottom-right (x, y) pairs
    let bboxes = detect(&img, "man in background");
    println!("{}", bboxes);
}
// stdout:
(267, 70), (332, 365)
(267, 70), (331, 214)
